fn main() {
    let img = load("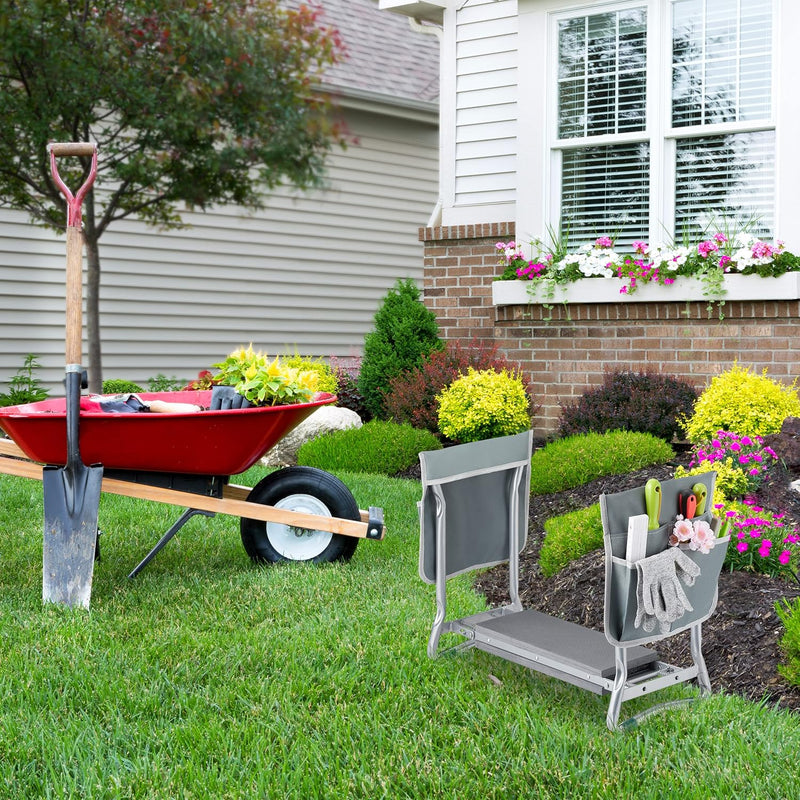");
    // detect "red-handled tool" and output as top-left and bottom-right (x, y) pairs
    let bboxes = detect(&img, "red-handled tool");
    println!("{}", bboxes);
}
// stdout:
(678, 492), (697, 520)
